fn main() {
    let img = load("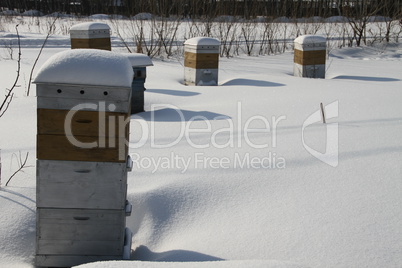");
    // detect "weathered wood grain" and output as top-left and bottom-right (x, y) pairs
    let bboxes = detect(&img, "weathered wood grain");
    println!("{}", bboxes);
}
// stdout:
(37, 134), (128, 162)
(184, 52), (219, 69)
(36, 160), (127, 209)
(294, 49), (326, 65)
(37, 108), (129, 138)
(71, 38), (111, 50)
